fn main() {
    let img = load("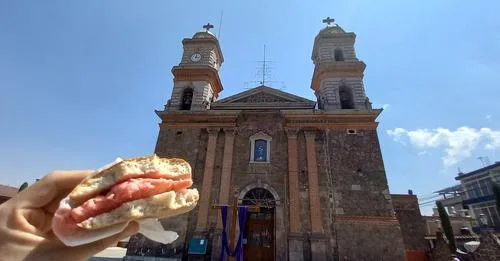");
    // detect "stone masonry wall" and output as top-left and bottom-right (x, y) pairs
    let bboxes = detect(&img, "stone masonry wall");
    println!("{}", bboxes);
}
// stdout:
(318, 77), (367, 108)
(317, 37), (357, 62)
(169, 81), (213, 111)
(392, 194), (428, 251)
(180, 43), (219, 69)
(316, 128), (405, 261)
(229, 111), (288, 260)
(336, 221), (406, 261)
(126, 128), (207, 259)
(130, 111), (406, 261)
(321, 129), (395, 217)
